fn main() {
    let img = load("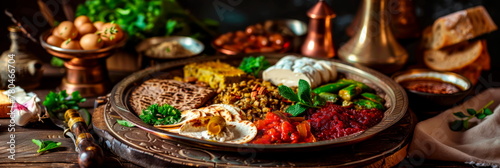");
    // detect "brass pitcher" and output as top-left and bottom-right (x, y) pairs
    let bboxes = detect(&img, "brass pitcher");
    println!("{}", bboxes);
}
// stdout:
(338, 0), (408, 74)
(0, 26), (43, 90)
